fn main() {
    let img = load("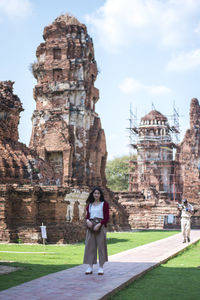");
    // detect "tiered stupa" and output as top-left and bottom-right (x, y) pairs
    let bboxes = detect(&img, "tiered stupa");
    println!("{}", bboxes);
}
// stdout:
(129, 110), (179, 199)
